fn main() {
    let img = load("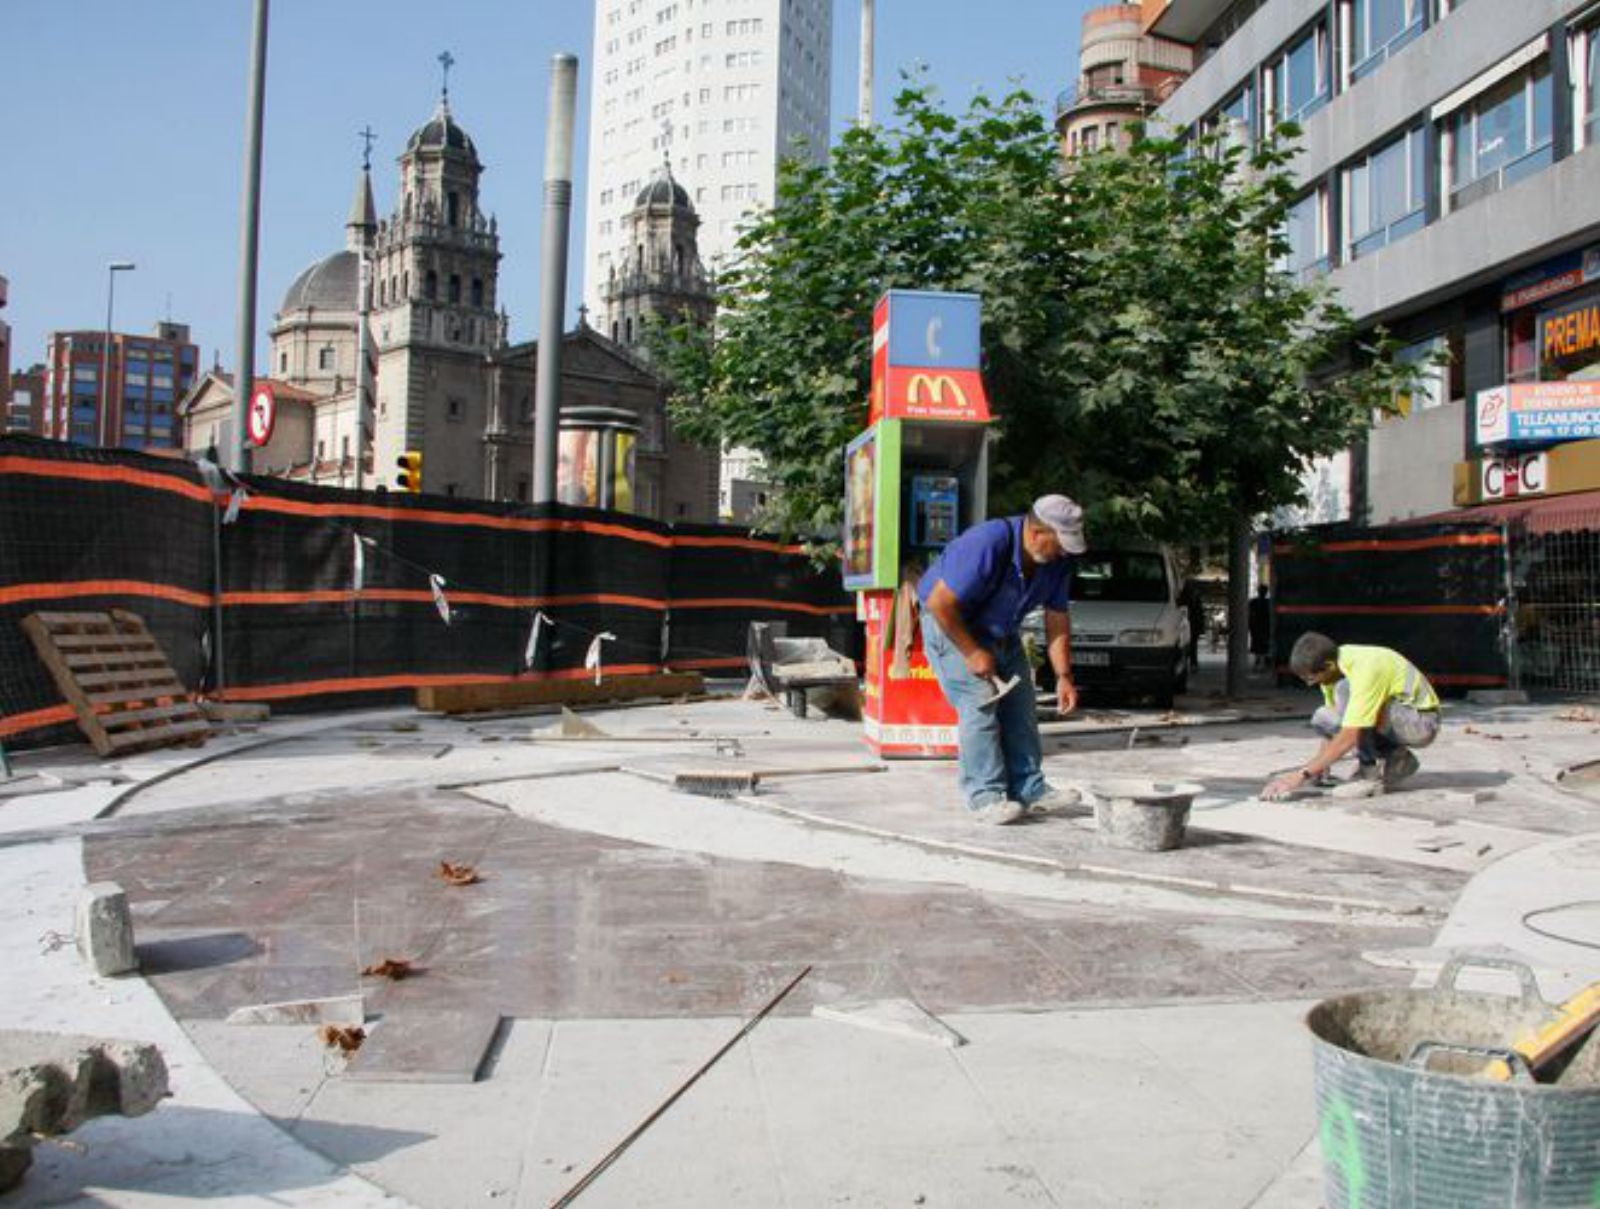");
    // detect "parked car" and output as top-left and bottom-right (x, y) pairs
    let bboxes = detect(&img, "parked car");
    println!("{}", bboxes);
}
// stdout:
(1023, 545), (1191, 708)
